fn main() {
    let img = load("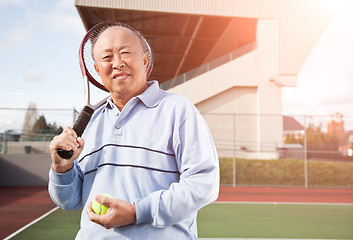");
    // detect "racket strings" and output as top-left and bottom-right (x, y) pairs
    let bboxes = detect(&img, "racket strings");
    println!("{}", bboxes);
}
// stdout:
(82, 39), (101, 84)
